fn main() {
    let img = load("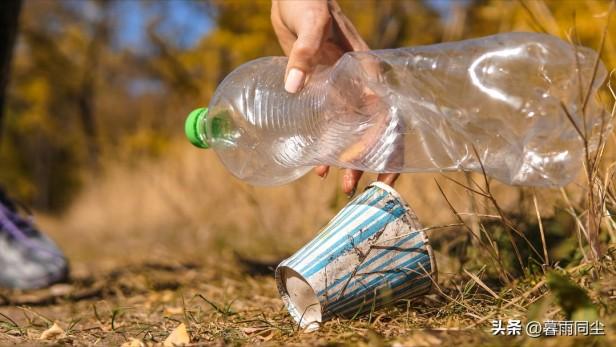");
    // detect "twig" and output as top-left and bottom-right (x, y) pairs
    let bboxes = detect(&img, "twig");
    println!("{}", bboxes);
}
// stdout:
(582, 0), (614, 114)
(462, 269), (499, 300)
(517, 0), (549, 33)
(471, 146), (544, 266)
(532, 191), (550, 266)
(434, 179), (511, 284)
